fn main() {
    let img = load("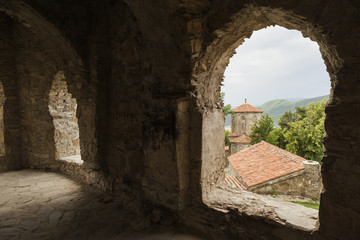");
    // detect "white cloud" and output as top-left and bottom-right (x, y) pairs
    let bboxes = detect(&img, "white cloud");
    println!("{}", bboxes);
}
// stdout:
(222, 25), (330, 108)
